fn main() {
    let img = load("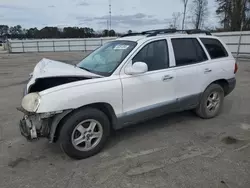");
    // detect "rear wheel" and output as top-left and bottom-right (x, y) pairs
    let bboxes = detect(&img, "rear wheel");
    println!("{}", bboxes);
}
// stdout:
(195, 84), (224, 119)
(59, 108), (110, 159)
